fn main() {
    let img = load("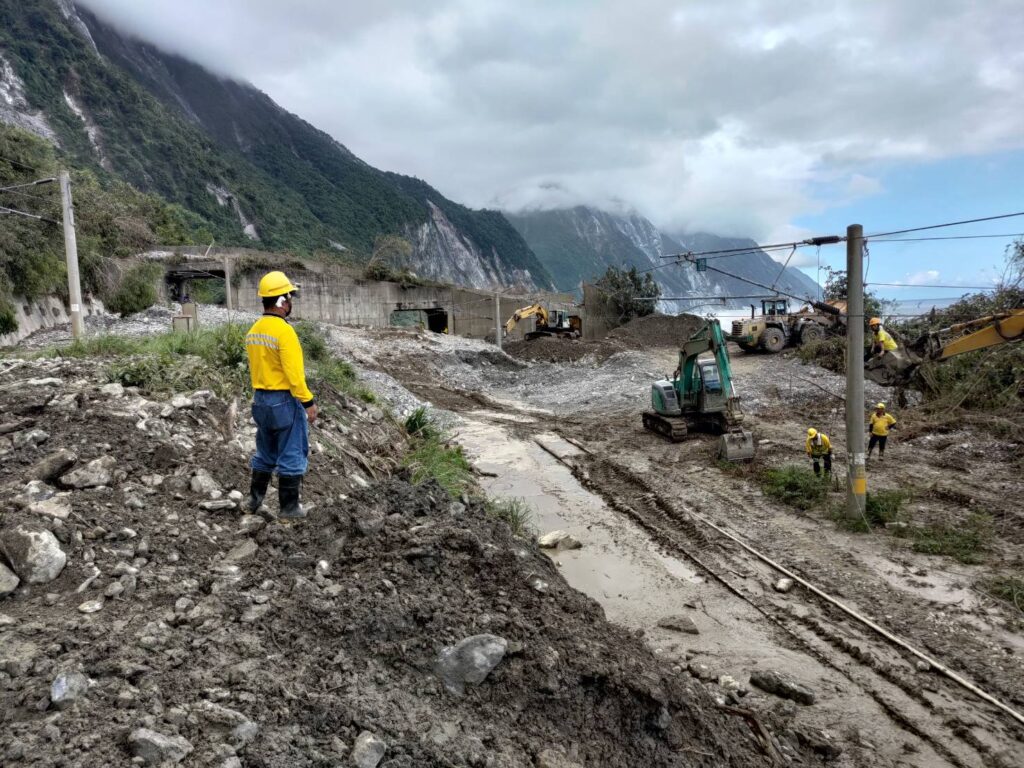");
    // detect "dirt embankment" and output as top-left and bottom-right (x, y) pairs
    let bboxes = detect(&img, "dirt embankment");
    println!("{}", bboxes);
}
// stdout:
(0, 355), (789, 767)
(502, 314), (705, 364)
